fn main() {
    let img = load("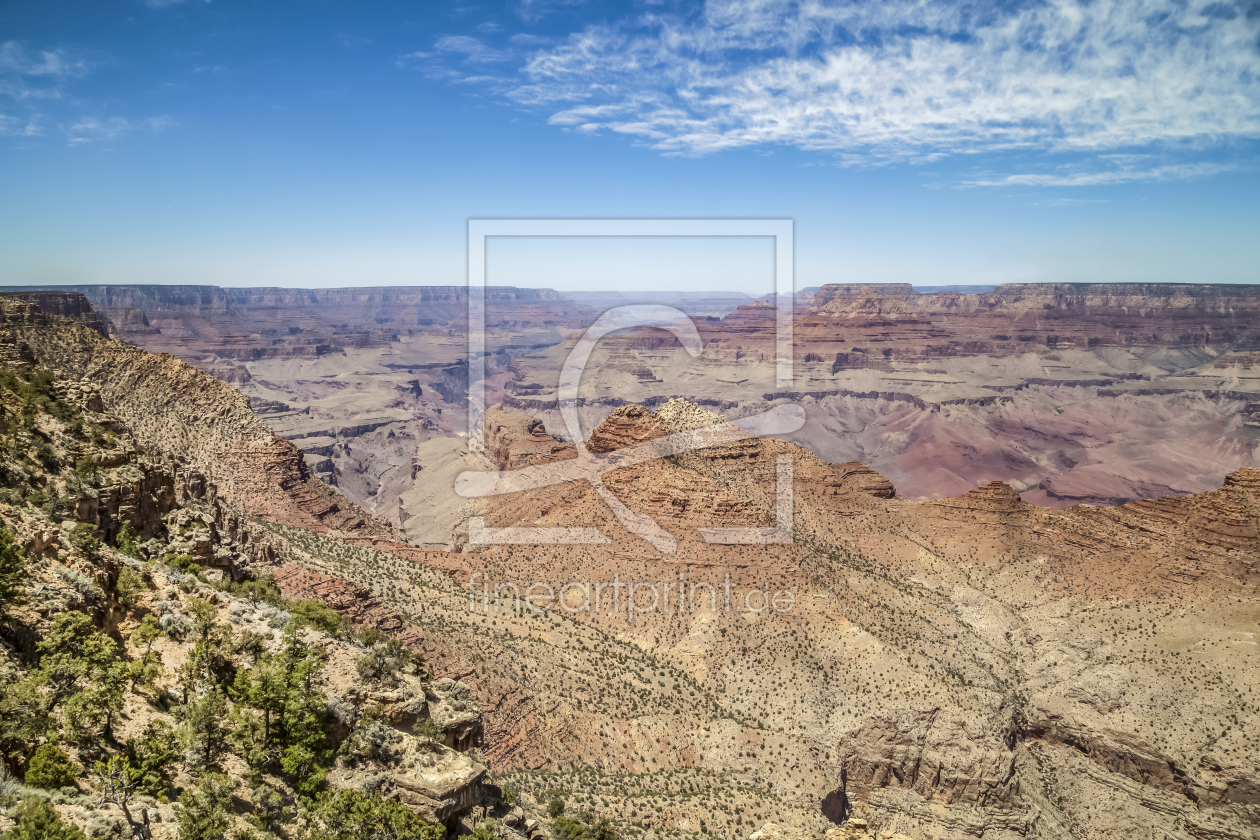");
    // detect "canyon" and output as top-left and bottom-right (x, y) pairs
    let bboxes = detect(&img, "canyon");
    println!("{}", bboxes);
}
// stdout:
(27, 282), (1260, 543)
(1, 290), (1257, 840)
